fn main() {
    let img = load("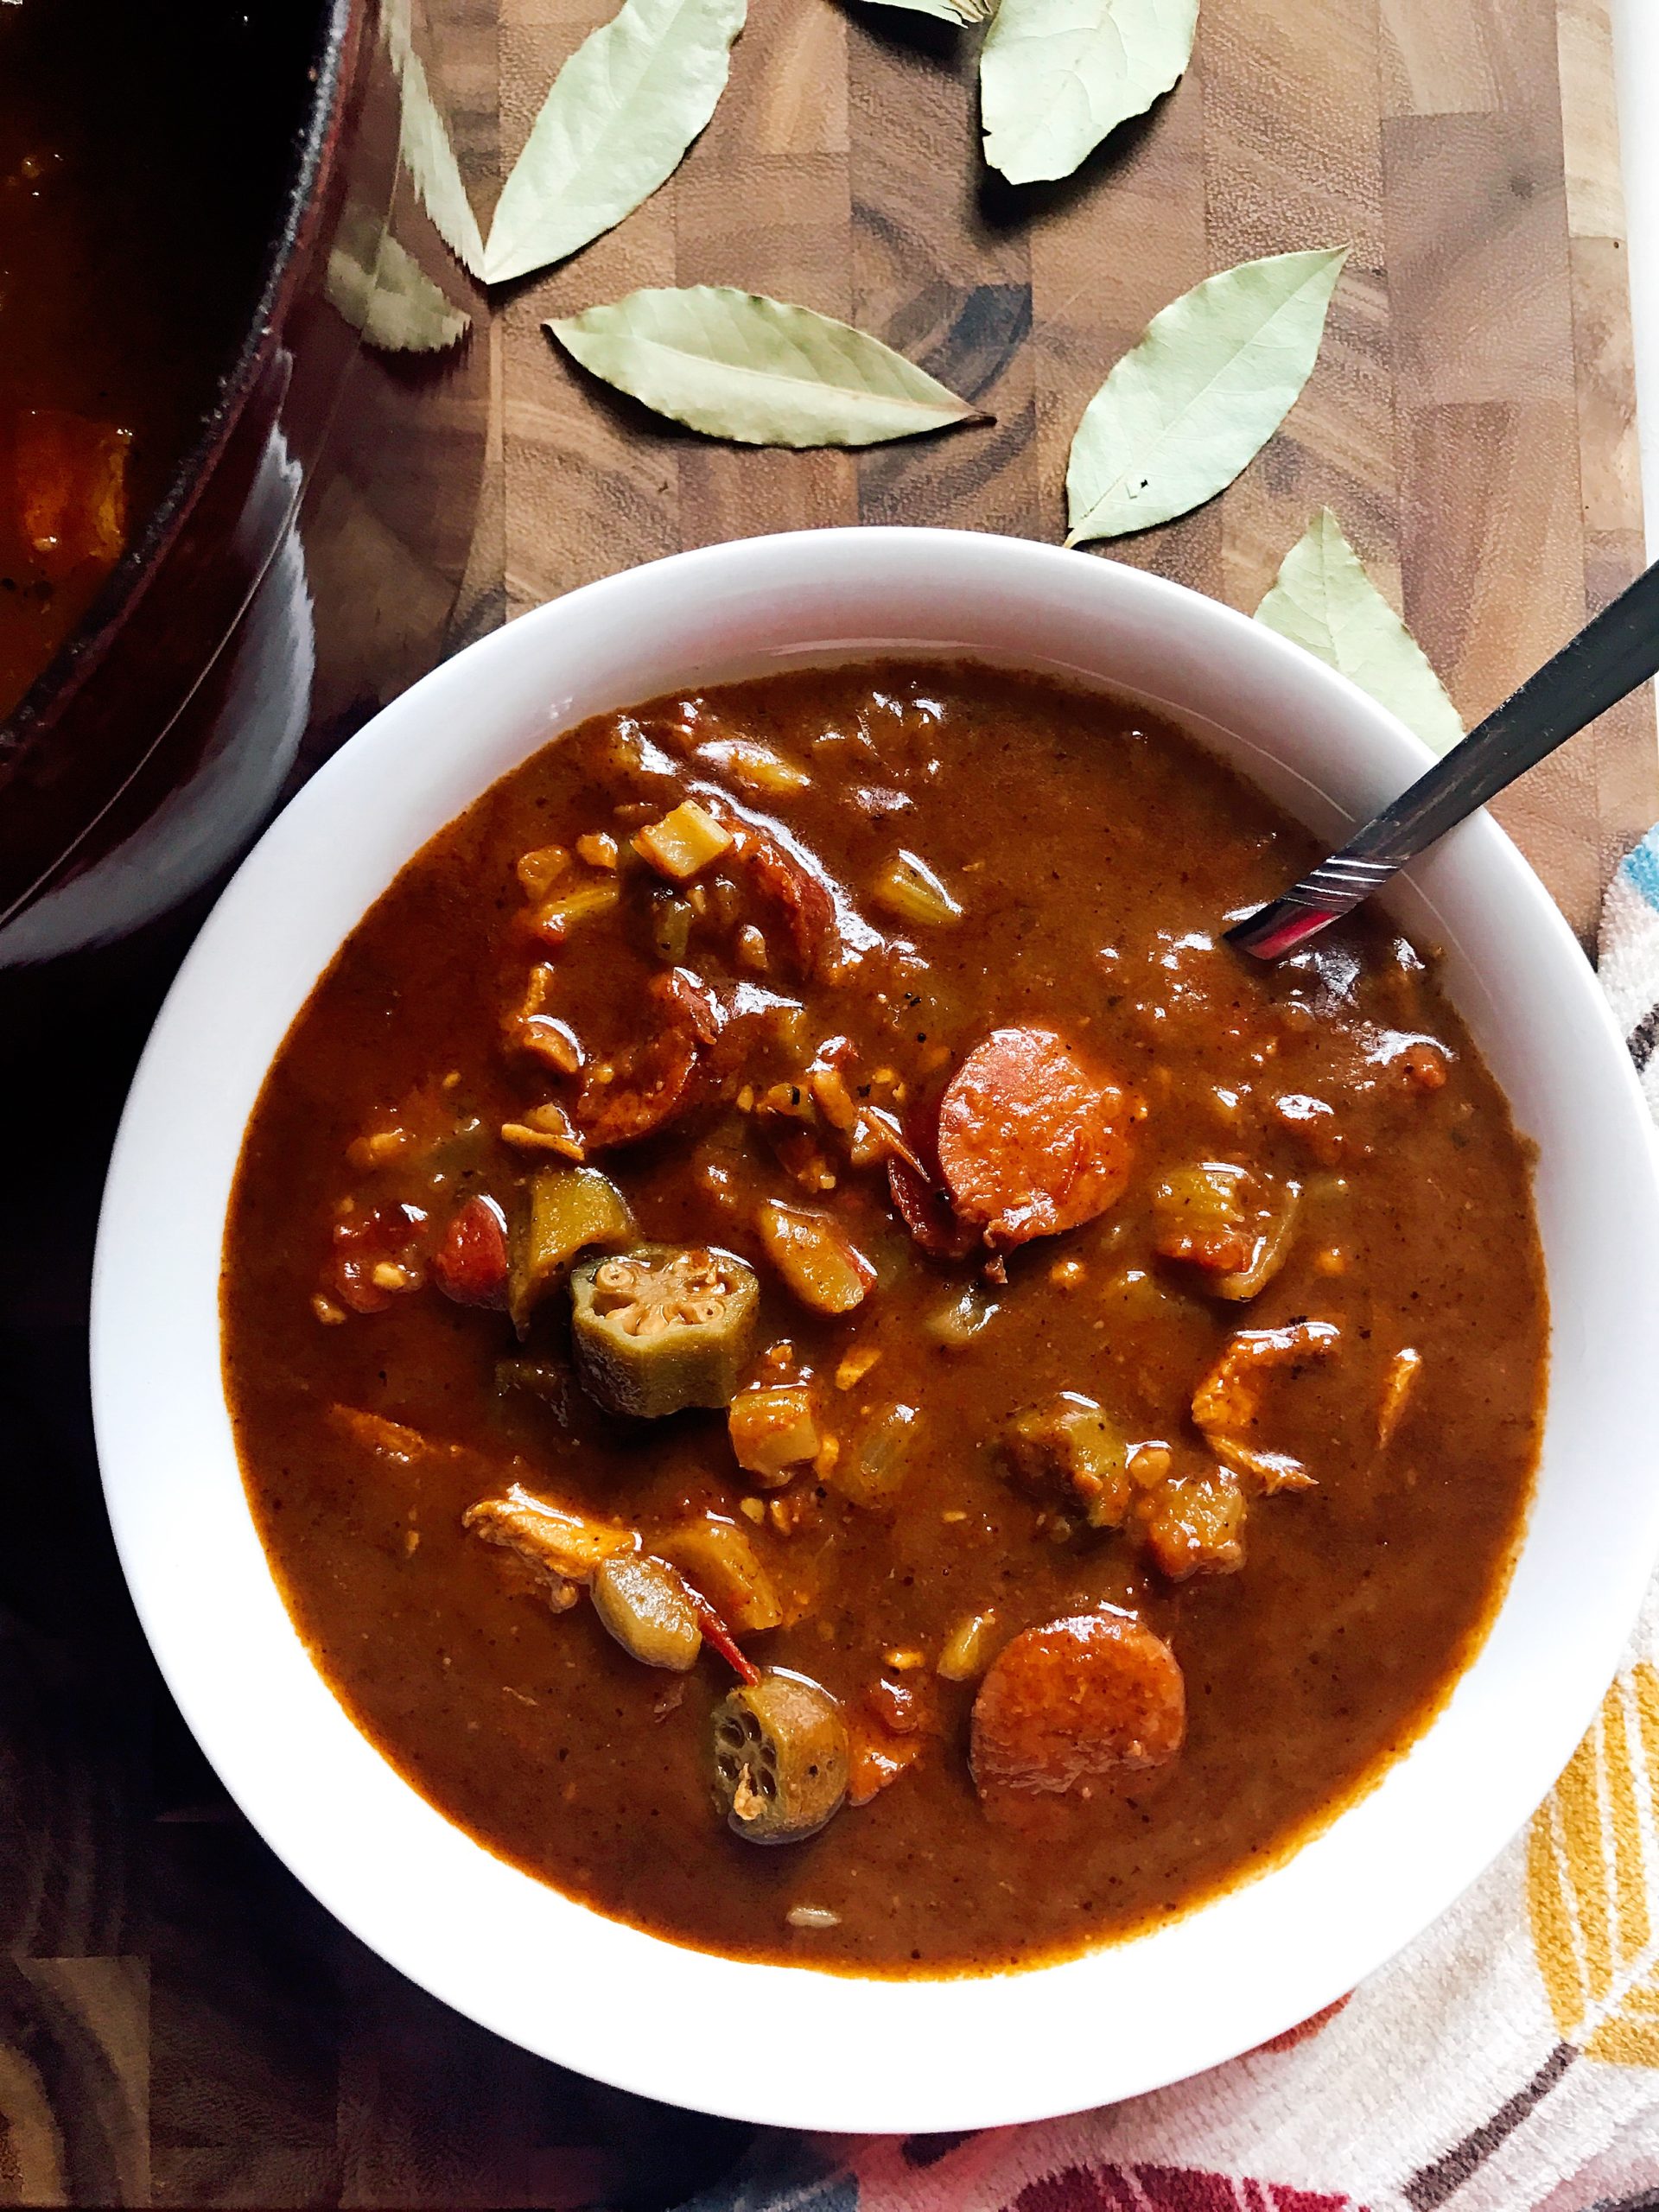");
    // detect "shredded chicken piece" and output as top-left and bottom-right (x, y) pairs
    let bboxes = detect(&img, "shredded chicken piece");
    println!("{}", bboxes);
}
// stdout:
(462, 1482), (636, 1611)
(1205, 1437), (1315, 1490)
(1377, 1345), (1424, 1446)
(327, 1406), (455, 1466)
(500, 1101), (586, 1159)
(1192, 1319), (1340, 1492)
(808, 1062), (858, 1132)
(835, 1345), (882, 1391)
